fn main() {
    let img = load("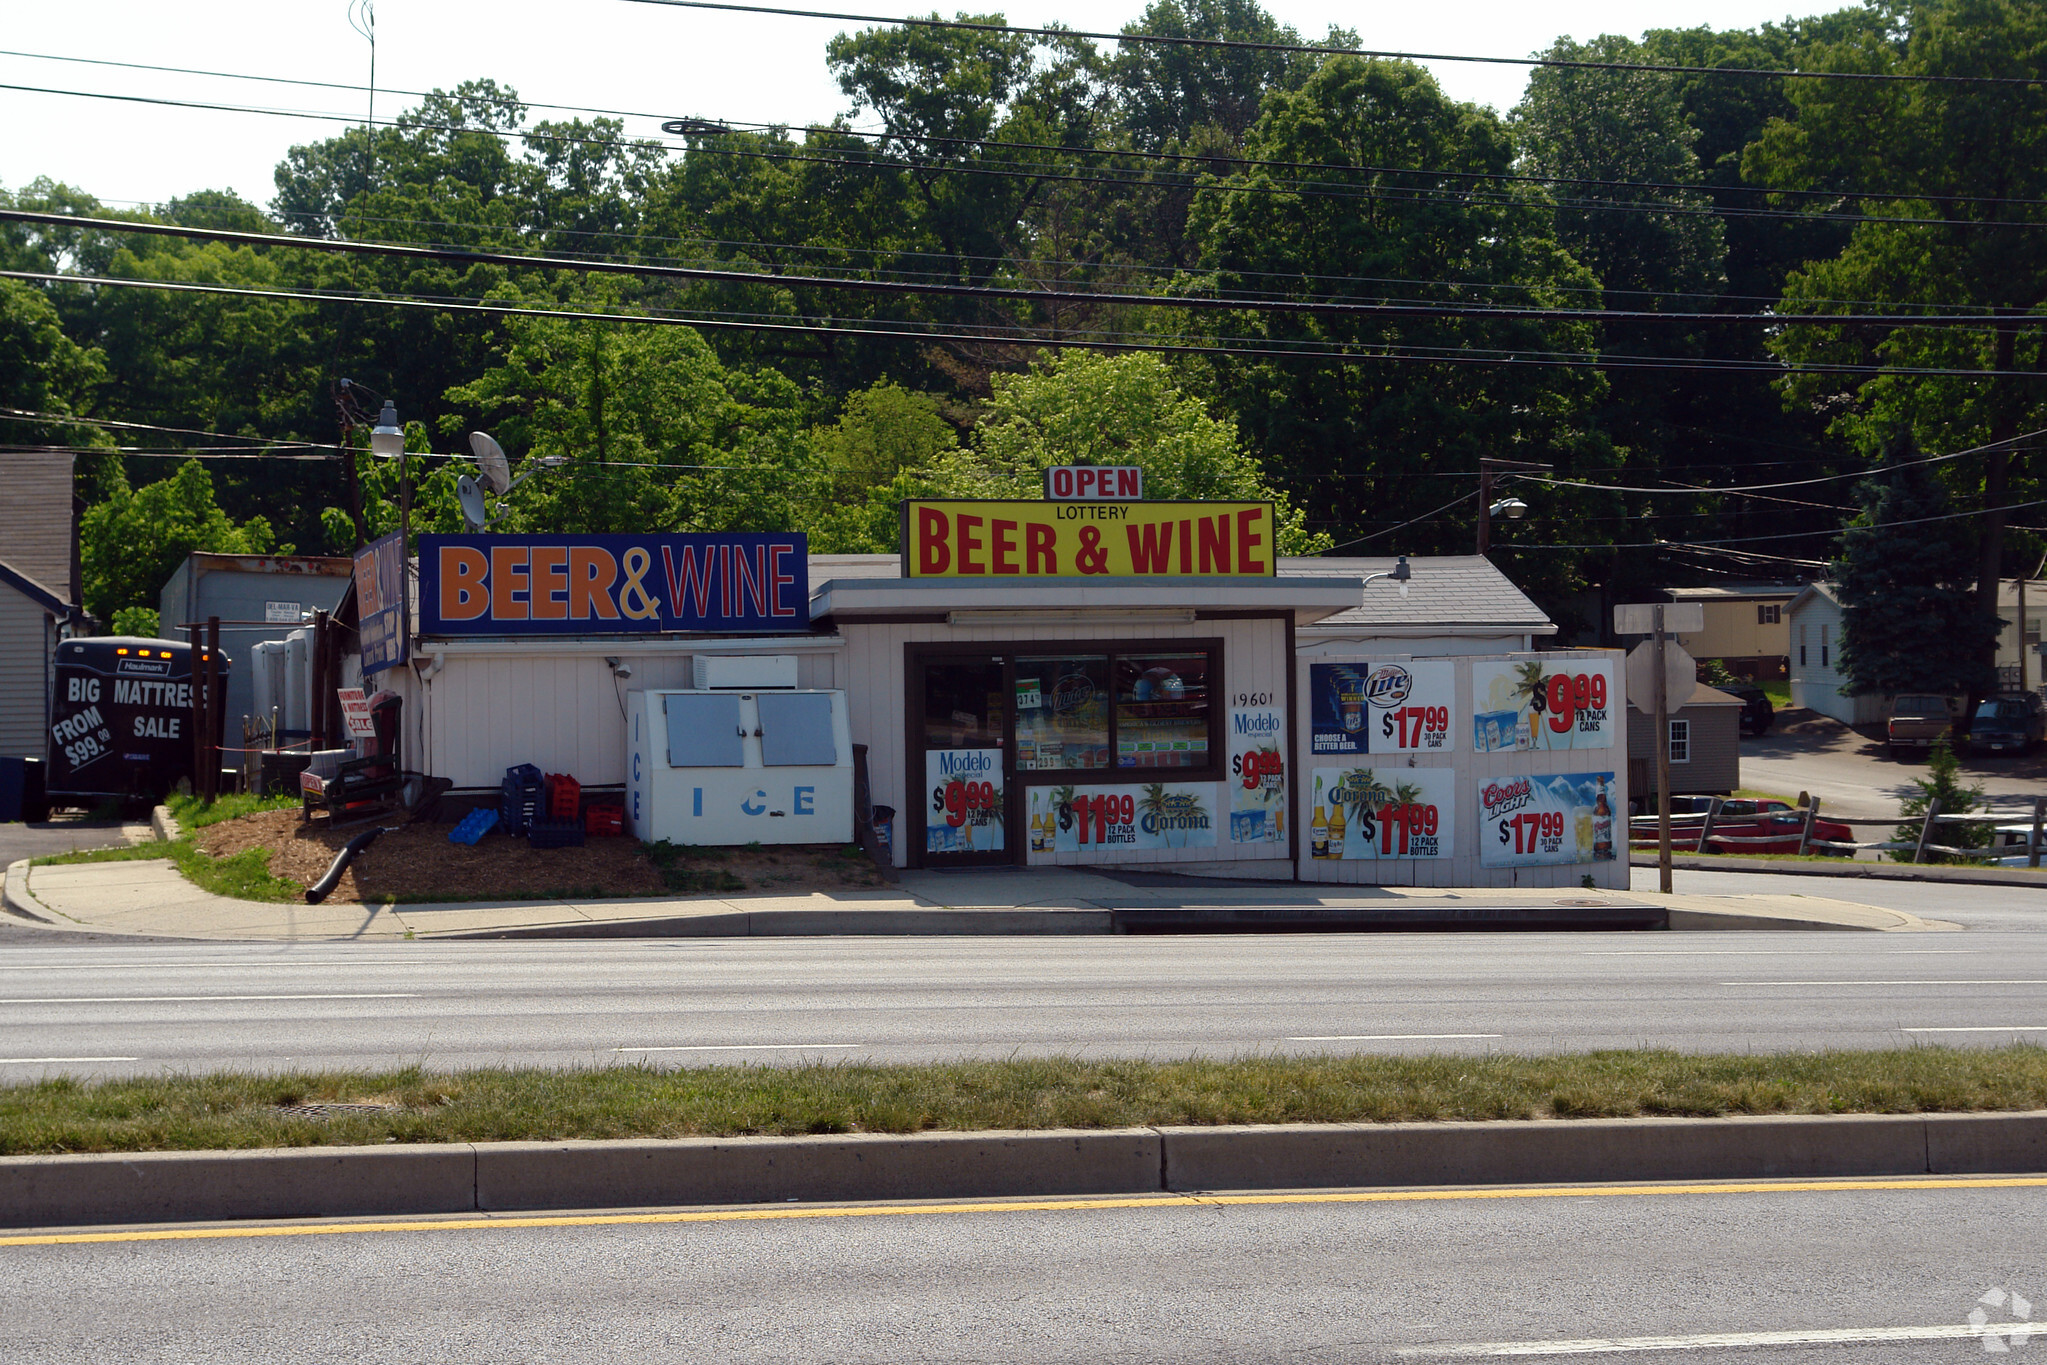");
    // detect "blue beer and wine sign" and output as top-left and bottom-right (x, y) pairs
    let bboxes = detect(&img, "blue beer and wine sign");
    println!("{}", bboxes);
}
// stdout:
(417, 533), (809, 635)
